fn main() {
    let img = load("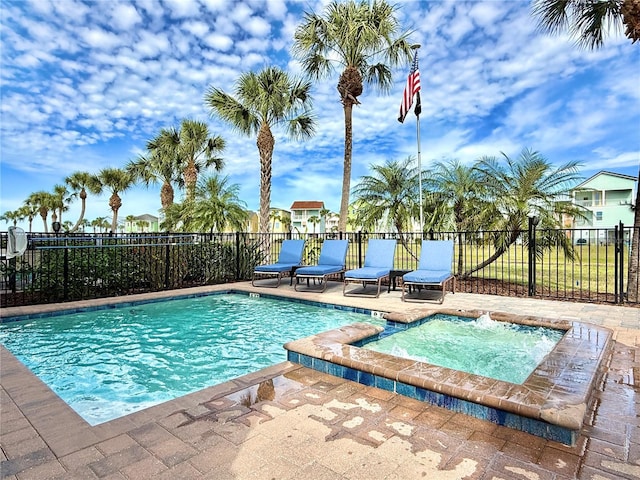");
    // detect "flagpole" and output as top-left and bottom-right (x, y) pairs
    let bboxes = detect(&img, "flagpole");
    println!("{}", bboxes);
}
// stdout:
(417, 112), (423, 235)
(412, 44), (423, 235)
